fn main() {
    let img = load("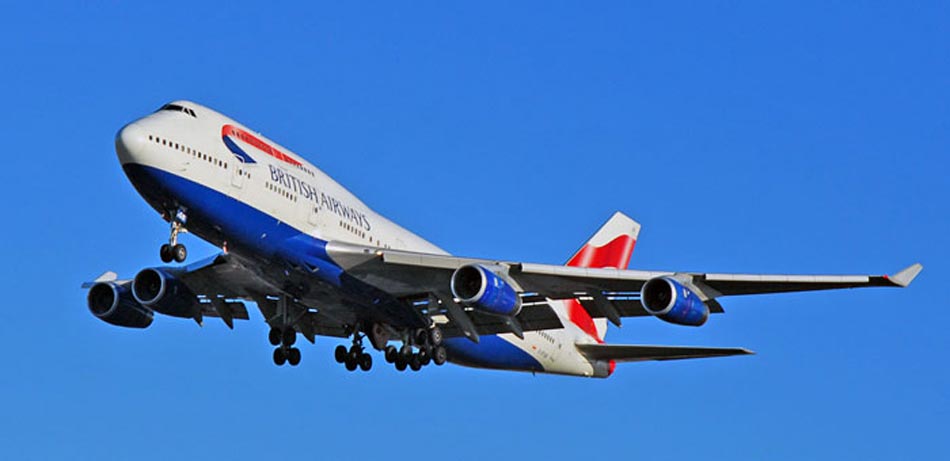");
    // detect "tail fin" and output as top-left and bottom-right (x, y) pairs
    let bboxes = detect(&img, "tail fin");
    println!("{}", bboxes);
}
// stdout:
(566, 212), (641, 270)
(564, 212), (641, 341)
